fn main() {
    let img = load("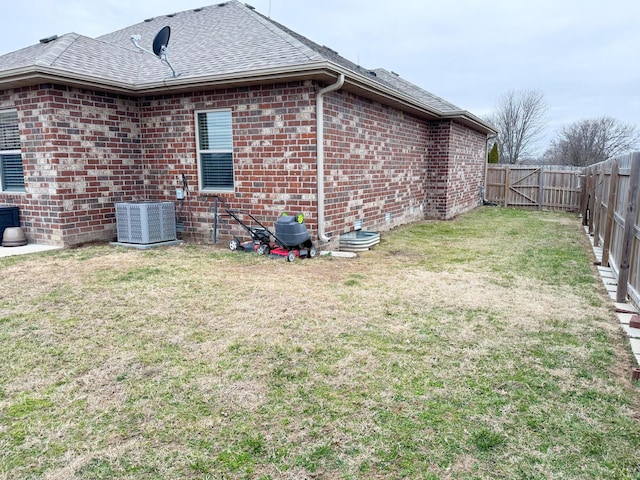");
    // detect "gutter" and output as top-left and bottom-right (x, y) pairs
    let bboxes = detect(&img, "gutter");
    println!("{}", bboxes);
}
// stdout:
(0, 60), (496, 134)
(441, 111), (498, 136)
(0, 62), (336, 95)
(316, 73), (344, 243)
